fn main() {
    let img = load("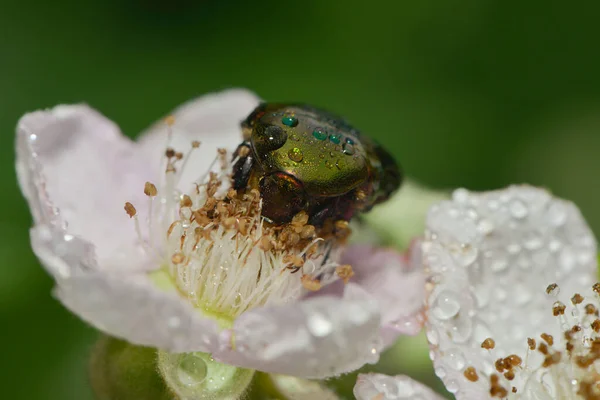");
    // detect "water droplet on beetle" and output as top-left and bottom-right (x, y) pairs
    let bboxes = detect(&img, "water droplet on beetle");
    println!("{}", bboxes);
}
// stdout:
(342, 143), (355, 155)
(282, 115), (298, 127)
(259, 125), (287, 151)
(288, 148), (303, 162)
(312, 129), (327, 140)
